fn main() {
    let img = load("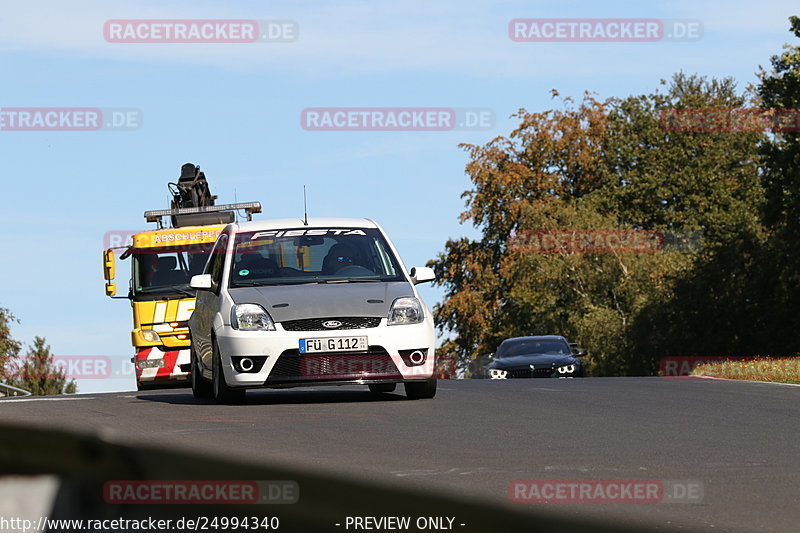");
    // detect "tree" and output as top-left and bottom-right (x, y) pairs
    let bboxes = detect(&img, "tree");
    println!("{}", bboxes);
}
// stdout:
(11, 337), (77, 395)
(431, 74), (763, 376)
(754, 16), (800, 349)
(0, 307), (21, 381)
